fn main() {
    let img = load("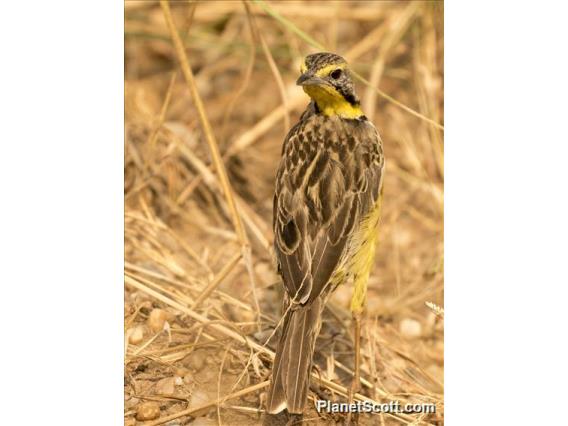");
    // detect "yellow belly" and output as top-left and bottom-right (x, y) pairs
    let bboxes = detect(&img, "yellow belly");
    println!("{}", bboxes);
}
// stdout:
(330, 196), (383, 313)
